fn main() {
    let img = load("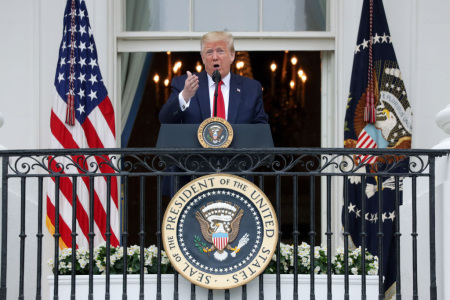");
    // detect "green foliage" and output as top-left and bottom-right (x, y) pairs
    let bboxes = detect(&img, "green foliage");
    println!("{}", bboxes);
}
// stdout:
(347, 93), (352, 110)
(344, 120), (350, 132)
(48, 244), (173, 275)
(264, 242), (378, 276)
(194, 235), (208, 253)
(49, 242), (377, 276)
(332, 247), (379, 275)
